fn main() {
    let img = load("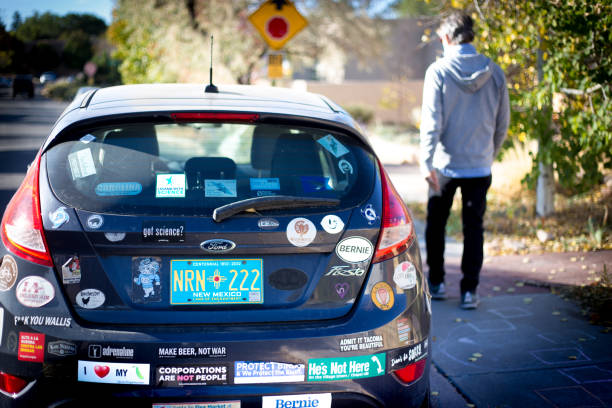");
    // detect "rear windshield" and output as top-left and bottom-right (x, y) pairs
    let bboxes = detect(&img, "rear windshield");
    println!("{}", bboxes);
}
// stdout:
(45, 121), (376, 216)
